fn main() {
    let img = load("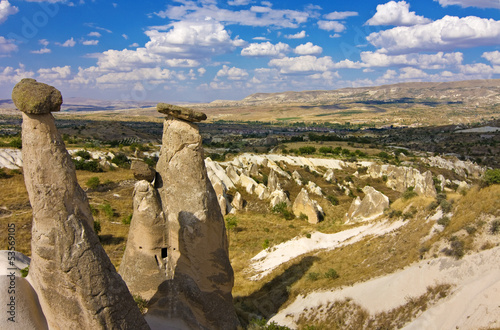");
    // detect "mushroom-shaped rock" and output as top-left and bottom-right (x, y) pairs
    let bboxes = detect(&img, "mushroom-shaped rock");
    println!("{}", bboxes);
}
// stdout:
(16, 80), (149, 329)
(157, 103), (207, 122)
(292, 188), (324, 224)
(345, 186), (389, 223)
(131, 160), (156, 182)
(12, 78), (62, 114)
